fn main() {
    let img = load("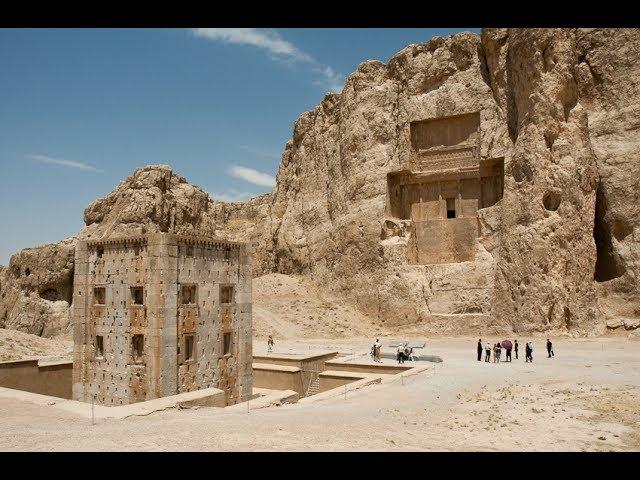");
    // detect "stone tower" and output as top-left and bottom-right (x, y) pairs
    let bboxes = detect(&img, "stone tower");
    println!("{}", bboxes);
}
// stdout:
(71, 233), (252, 406)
